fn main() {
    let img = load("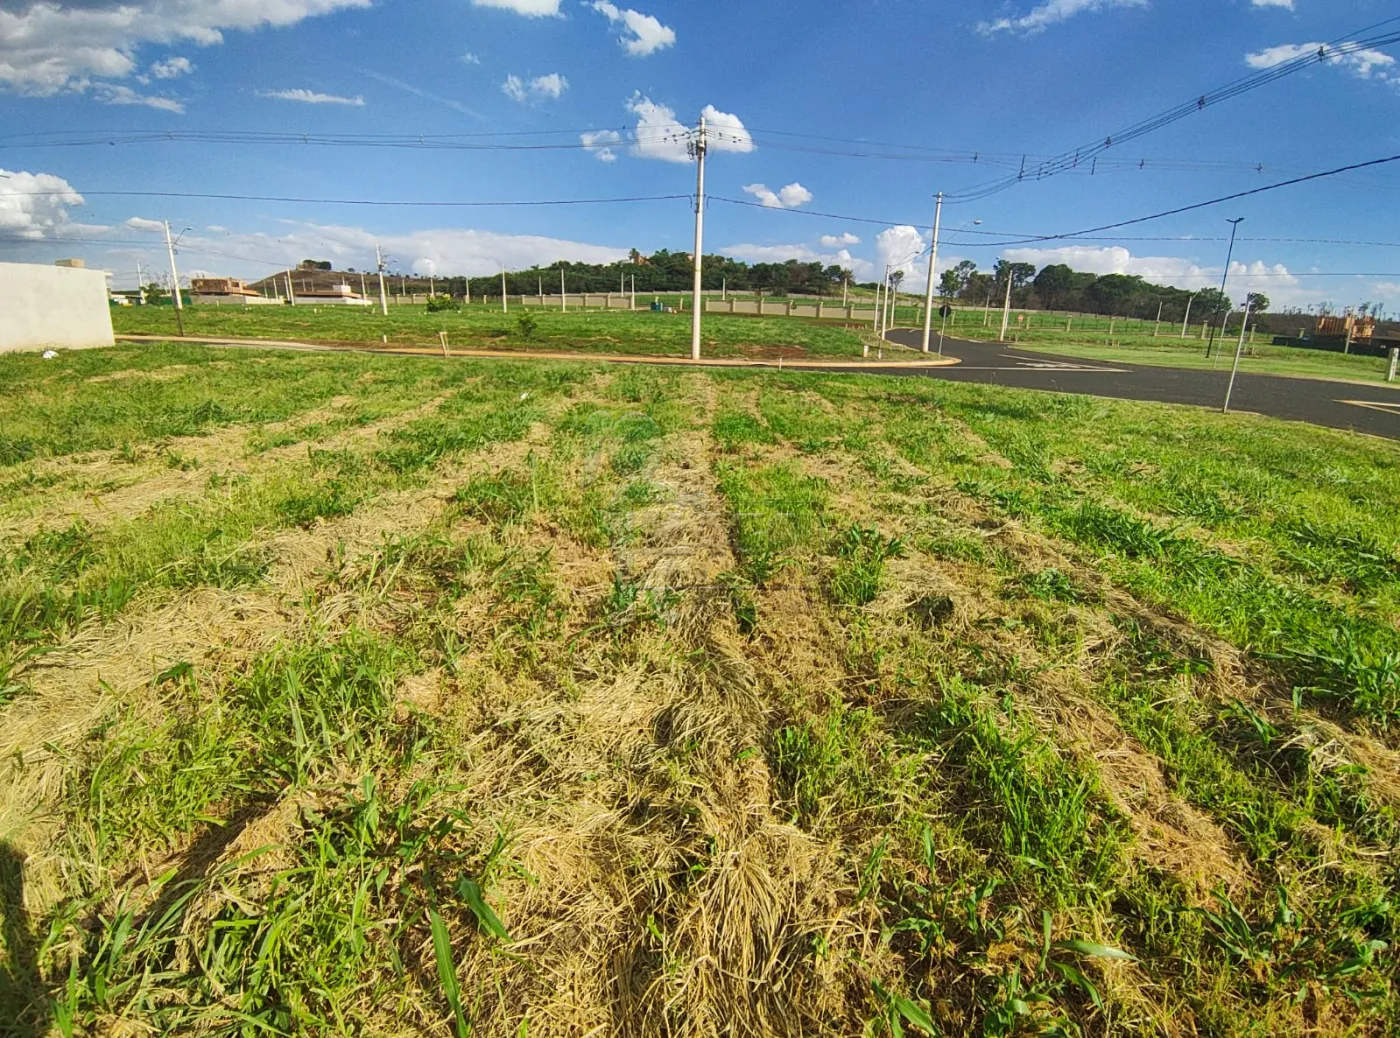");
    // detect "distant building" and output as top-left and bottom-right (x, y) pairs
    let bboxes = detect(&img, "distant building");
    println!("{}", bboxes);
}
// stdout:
(291, 282), (373, 306)
(191, 276), (282, 305)
(54, 258), (85, 268)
